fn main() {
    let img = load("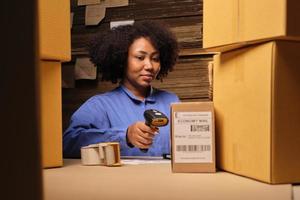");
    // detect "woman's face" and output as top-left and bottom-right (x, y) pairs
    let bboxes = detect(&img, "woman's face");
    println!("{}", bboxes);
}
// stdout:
(124, 37), (161, 92)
